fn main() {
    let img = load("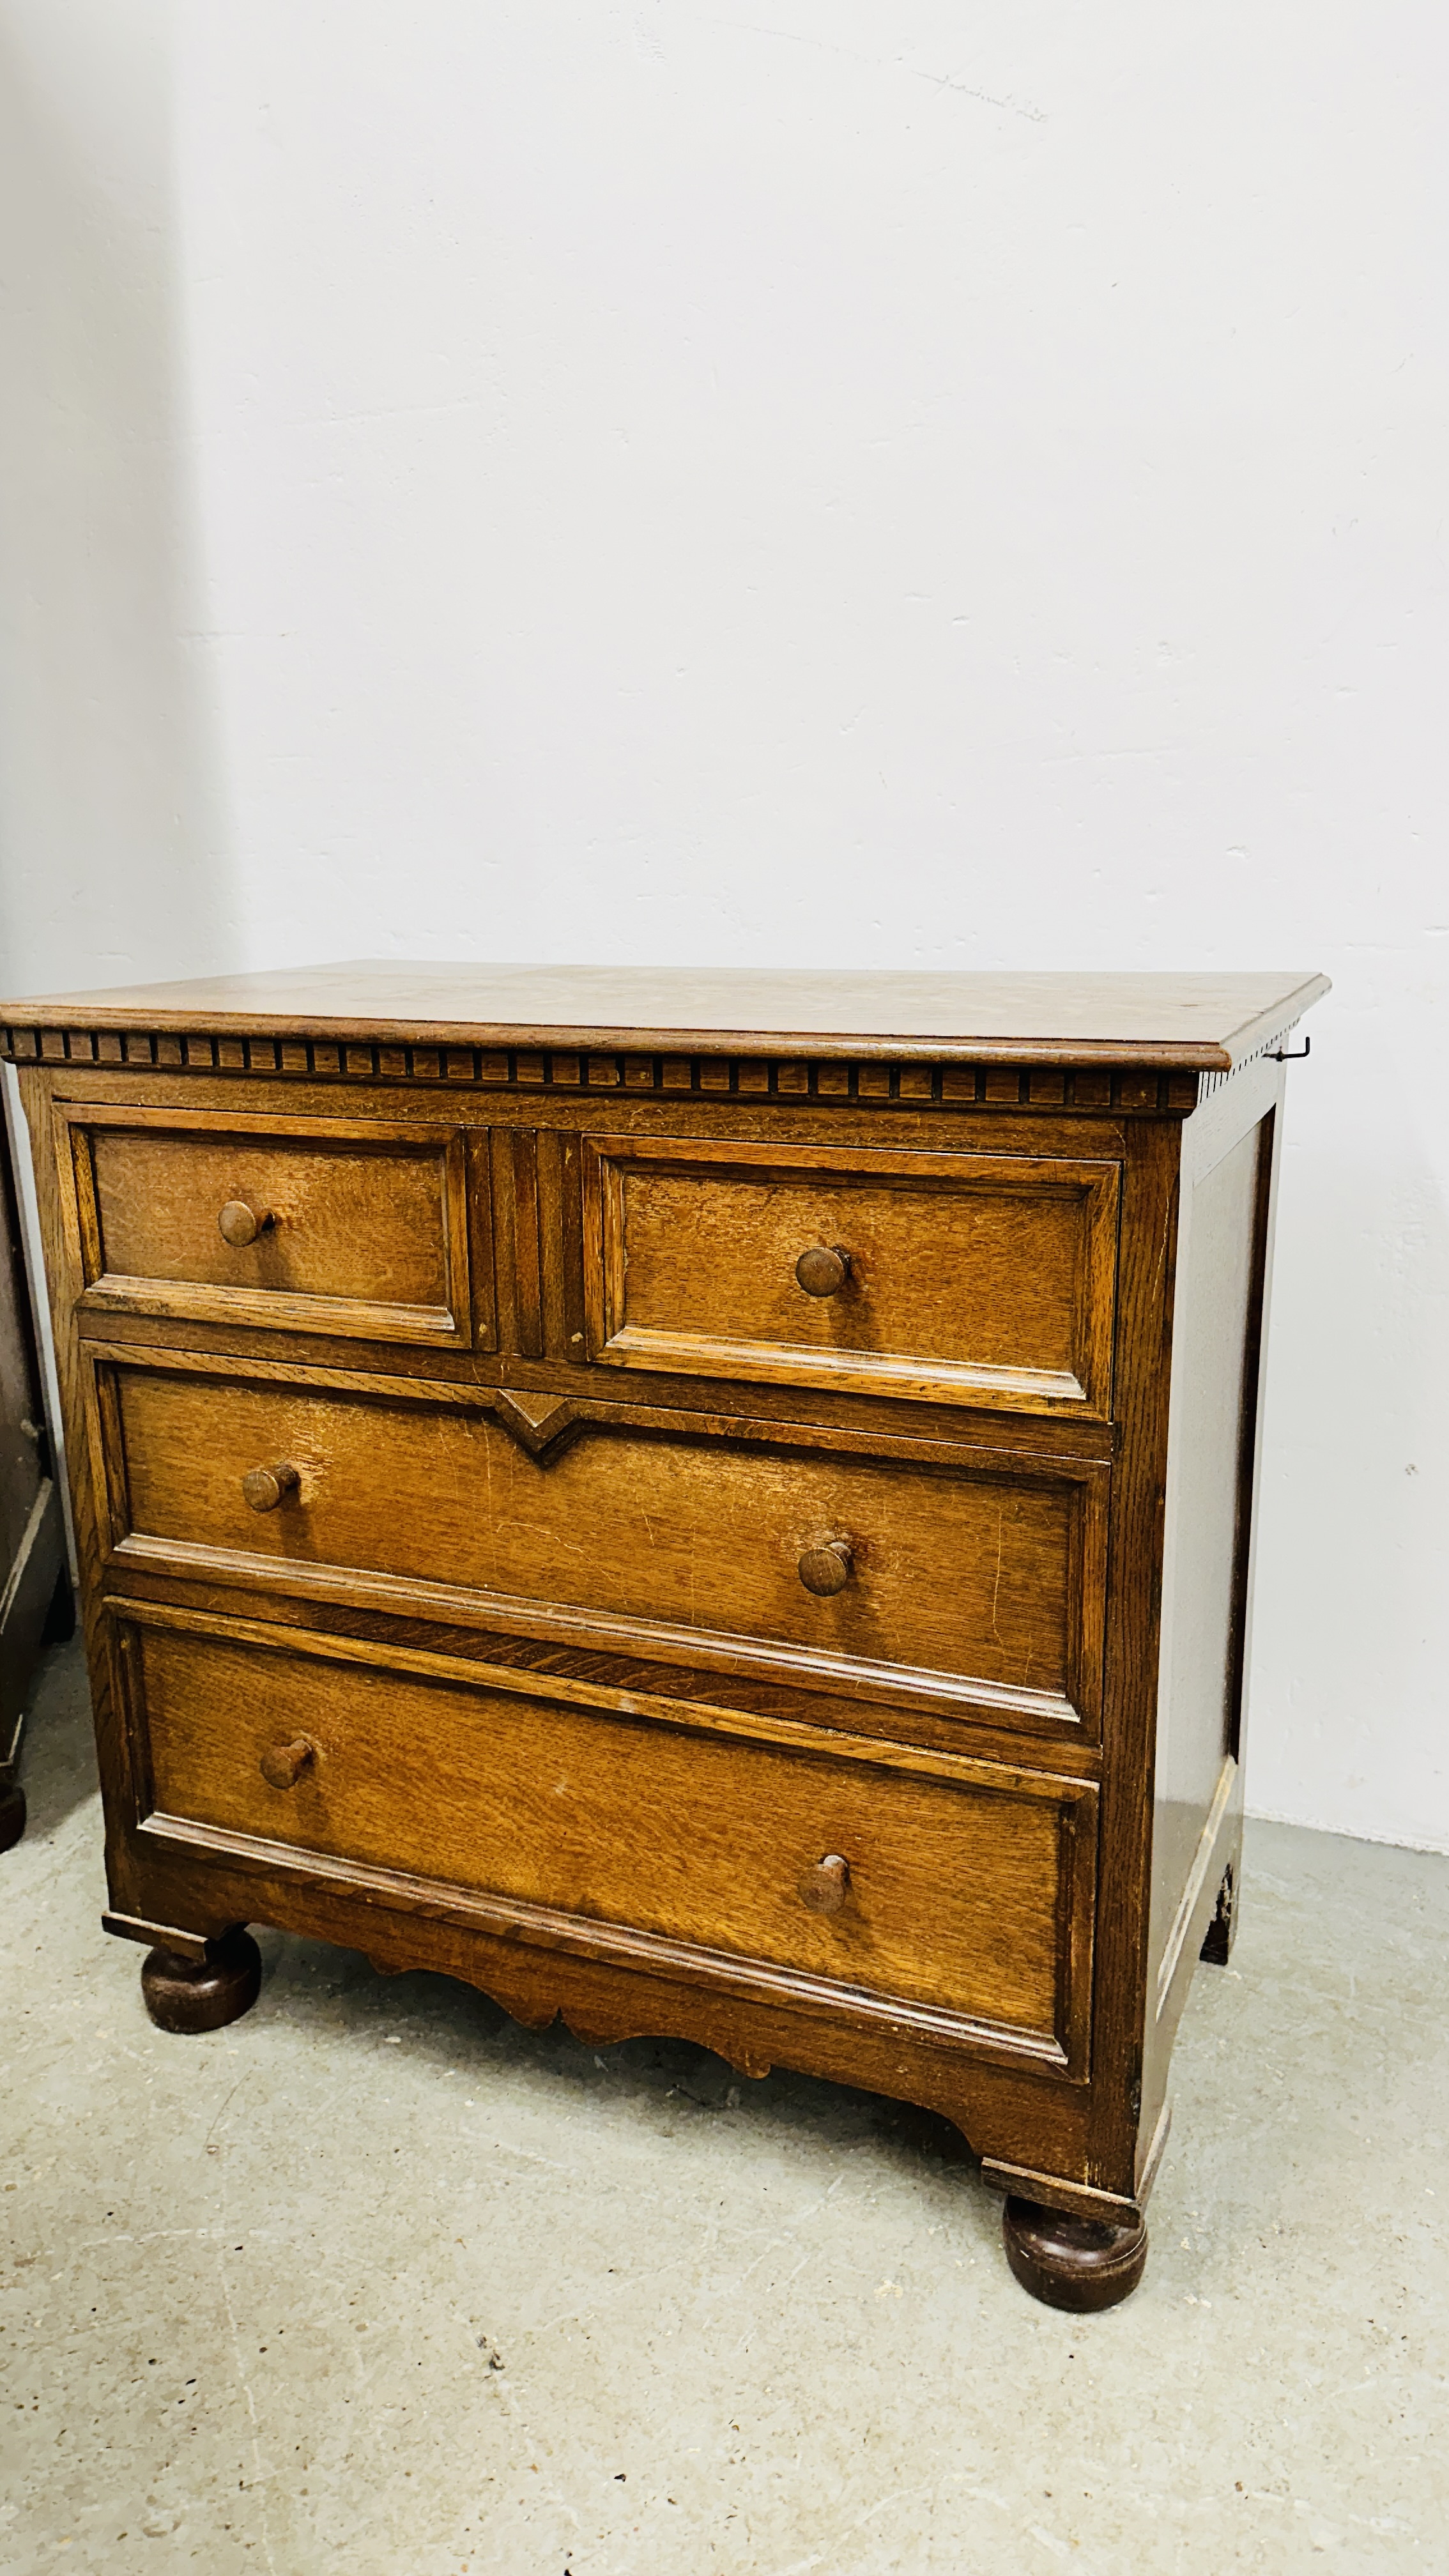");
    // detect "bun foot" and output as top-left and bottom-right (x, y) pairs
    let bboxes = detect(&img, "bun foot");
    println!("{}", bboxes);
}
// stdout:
(0, 1782), (26, 1853)
(141, 1928), (263, 2034)
(1002, 2196), (1148, 2312)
